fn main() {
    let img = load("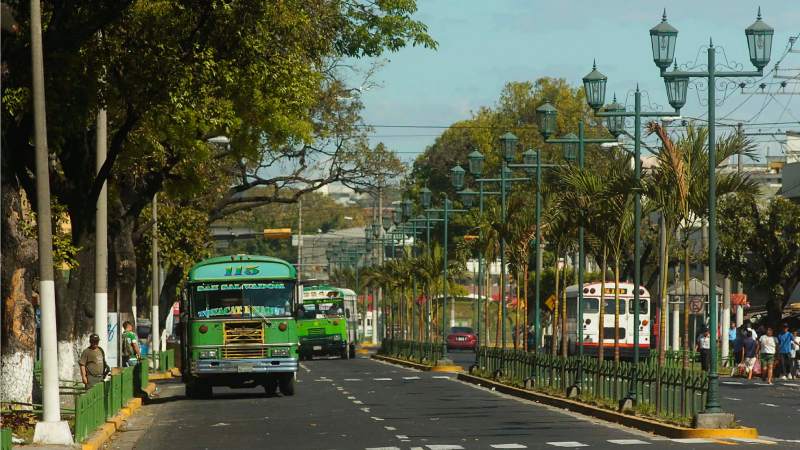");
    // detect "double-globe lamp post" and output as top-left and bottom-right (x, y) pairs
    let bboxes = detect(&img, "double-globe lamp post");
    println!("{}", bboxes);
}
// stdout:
(649, 9), (773, 421)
